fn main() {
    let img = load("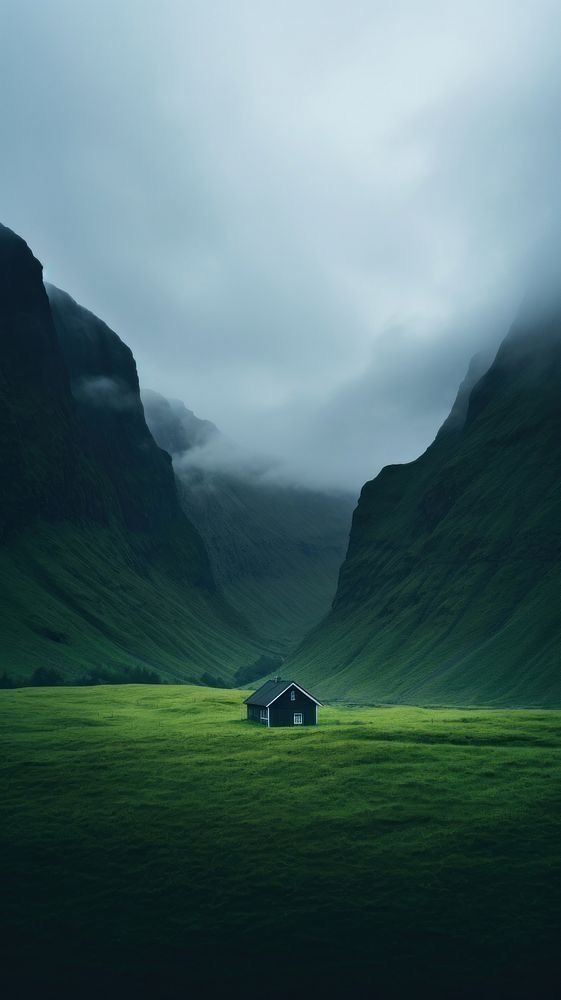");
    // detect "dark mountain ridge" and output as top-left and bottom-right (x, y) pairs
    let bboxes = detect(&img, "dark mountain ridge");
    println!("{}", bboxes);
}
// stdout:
(0, 225), (257, 682)
(291, 306), (561, 706)
(47, 285), (212, 586)
(0, 225), (104, 537)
